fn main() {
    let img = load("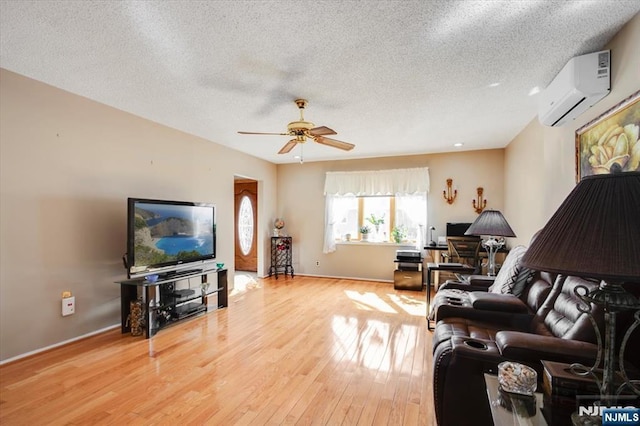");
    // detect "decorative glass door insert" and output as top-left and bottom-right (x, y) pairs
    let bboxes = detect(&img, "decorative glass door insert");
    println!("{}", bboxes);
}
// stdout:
(238, 195), (254, 255)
